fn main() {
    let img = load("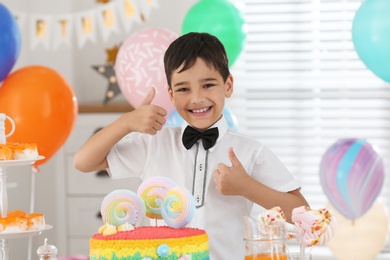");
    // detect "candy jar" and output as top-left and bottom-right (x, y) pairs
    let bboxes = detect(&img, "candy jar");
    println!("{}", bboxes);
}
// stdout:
(37, 238), (58, 260)
(243, 215), (288, 260)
